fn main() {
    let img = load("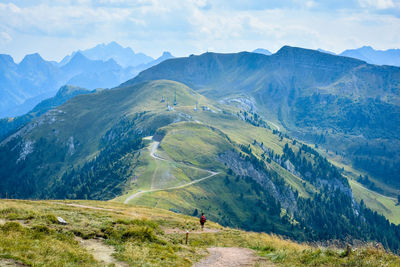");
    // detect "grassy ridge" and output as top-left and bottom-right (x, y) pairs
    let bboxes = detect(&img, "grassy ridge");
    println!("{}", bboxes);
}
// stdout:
(159, 122), (232, 170)
(1, 199), (400, 266)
